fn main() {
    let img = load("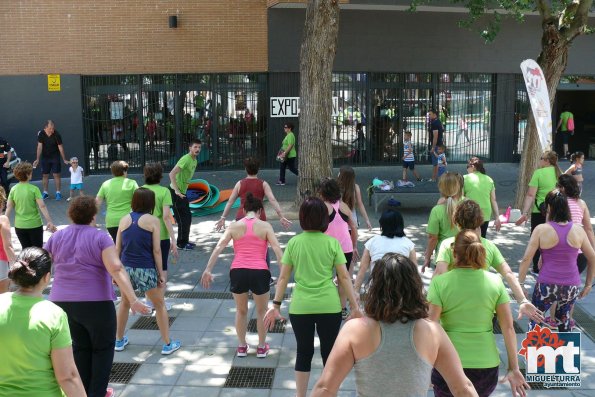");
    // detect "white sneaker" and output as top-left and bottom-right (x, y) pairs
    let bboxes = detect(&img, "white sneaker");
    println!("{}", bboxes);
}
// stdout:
(66, 197), (72, 202)
(143, 298), (173, 311)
